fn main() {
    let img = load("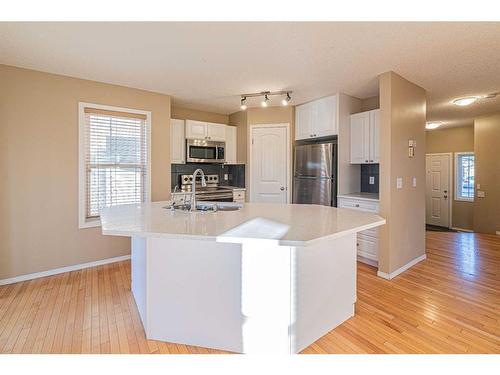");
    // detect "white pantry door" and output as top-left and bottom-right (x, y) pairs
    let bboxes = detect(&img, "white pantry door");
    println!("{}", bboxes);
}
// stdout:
(251, 125), (288, 203)
(425, 154), (451, 227)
